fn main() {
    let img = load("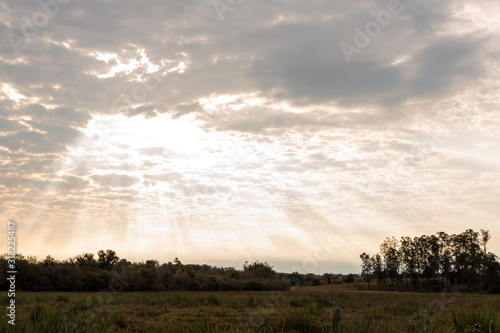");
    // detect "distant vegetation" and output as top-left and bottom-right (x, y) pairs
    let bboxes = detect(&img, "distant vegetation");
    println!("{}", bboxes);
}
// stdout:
(0, 252), (284, 292)
(360, 229), (500, 293)
(0, 251), (346, 292)
(2, 228), (498, 294)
